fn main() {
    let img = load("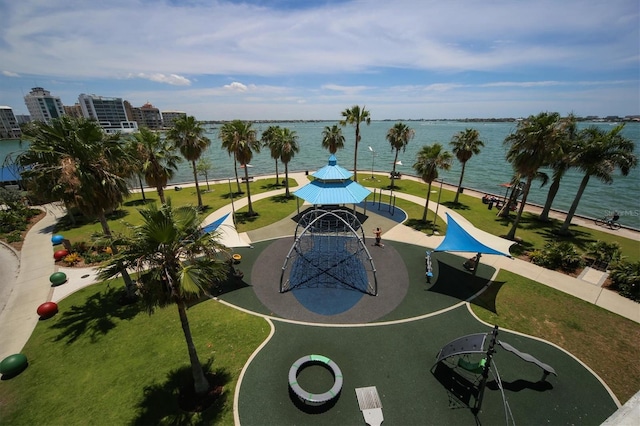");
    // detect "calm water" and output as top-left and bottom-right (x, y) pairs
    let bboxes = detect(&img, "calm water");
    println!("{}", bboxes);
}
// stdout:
(2, 121), (639, 228)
